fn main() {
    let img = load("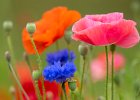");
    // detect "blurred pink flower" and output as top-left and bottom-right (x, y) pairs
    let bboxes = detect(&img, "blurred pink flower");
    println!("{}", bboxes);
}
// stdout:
(90, 52), (125, 82)
(72, 12), (140, 48)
